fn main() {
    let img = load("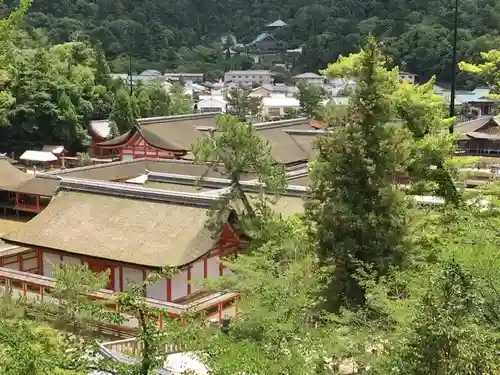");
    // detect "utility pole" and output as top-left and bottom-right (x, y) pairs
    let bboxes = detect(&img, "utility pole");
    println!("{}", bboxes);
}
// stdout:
(449, 0), (459, 134)
(128, 54), (133, 96)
